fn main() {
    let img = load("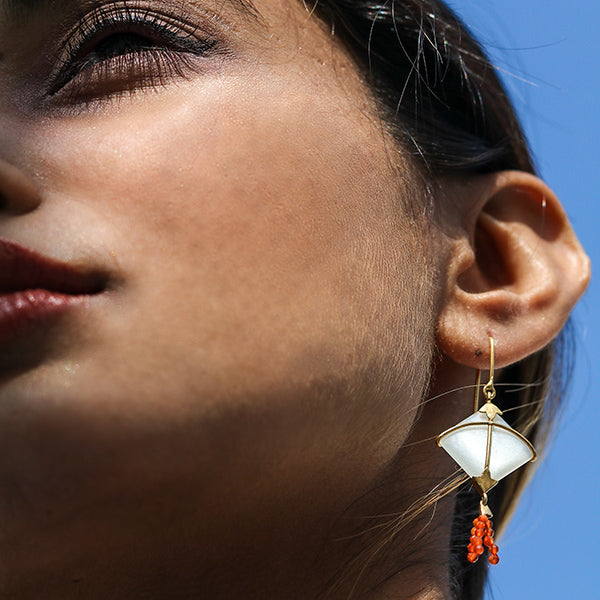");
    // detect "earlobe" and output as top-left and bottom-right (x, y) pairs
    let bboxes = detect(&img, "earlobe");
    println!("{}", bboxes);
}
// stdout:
(436, 171), (590, 368)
